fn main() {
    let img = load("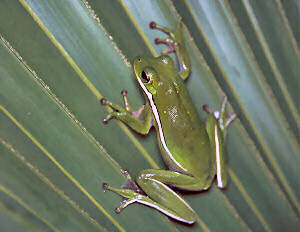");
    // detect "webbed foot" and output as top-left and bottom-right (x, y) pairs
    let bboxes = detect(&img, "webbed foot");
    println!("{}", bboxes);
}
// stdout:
(203, 95), (236, 131)
(100, 90), (145, 124)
